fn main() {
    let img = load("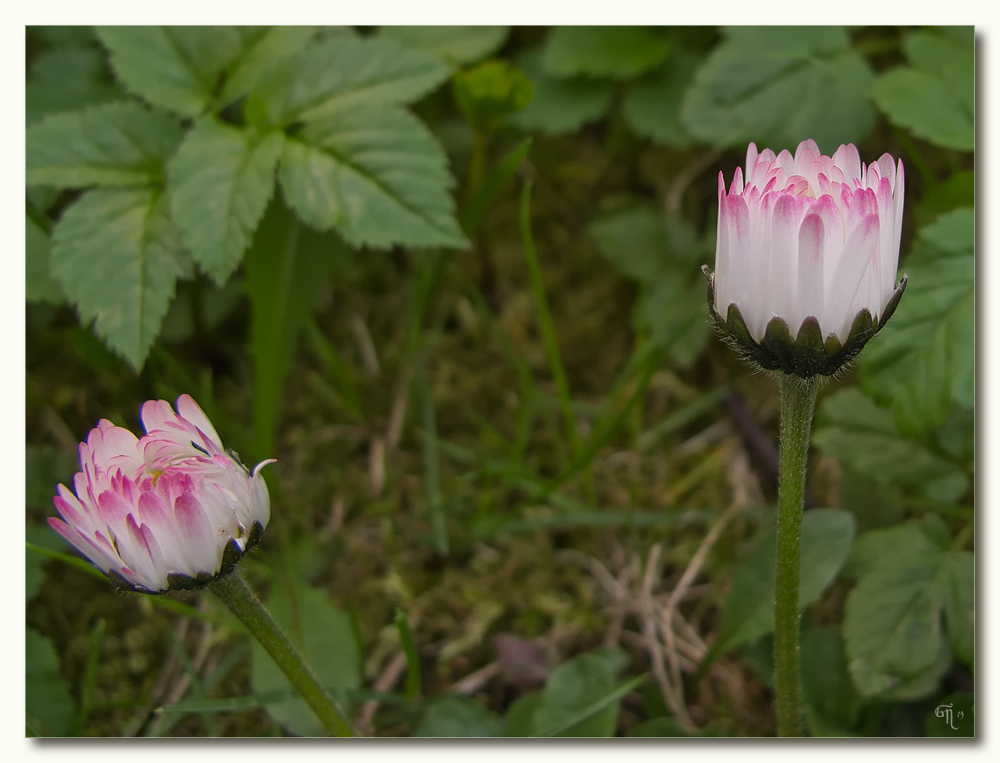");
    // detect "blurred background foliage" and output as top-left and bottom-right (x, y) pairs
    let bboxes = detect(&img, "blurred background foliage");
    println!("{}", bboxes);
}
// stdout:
(26, 25), (973, 737)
